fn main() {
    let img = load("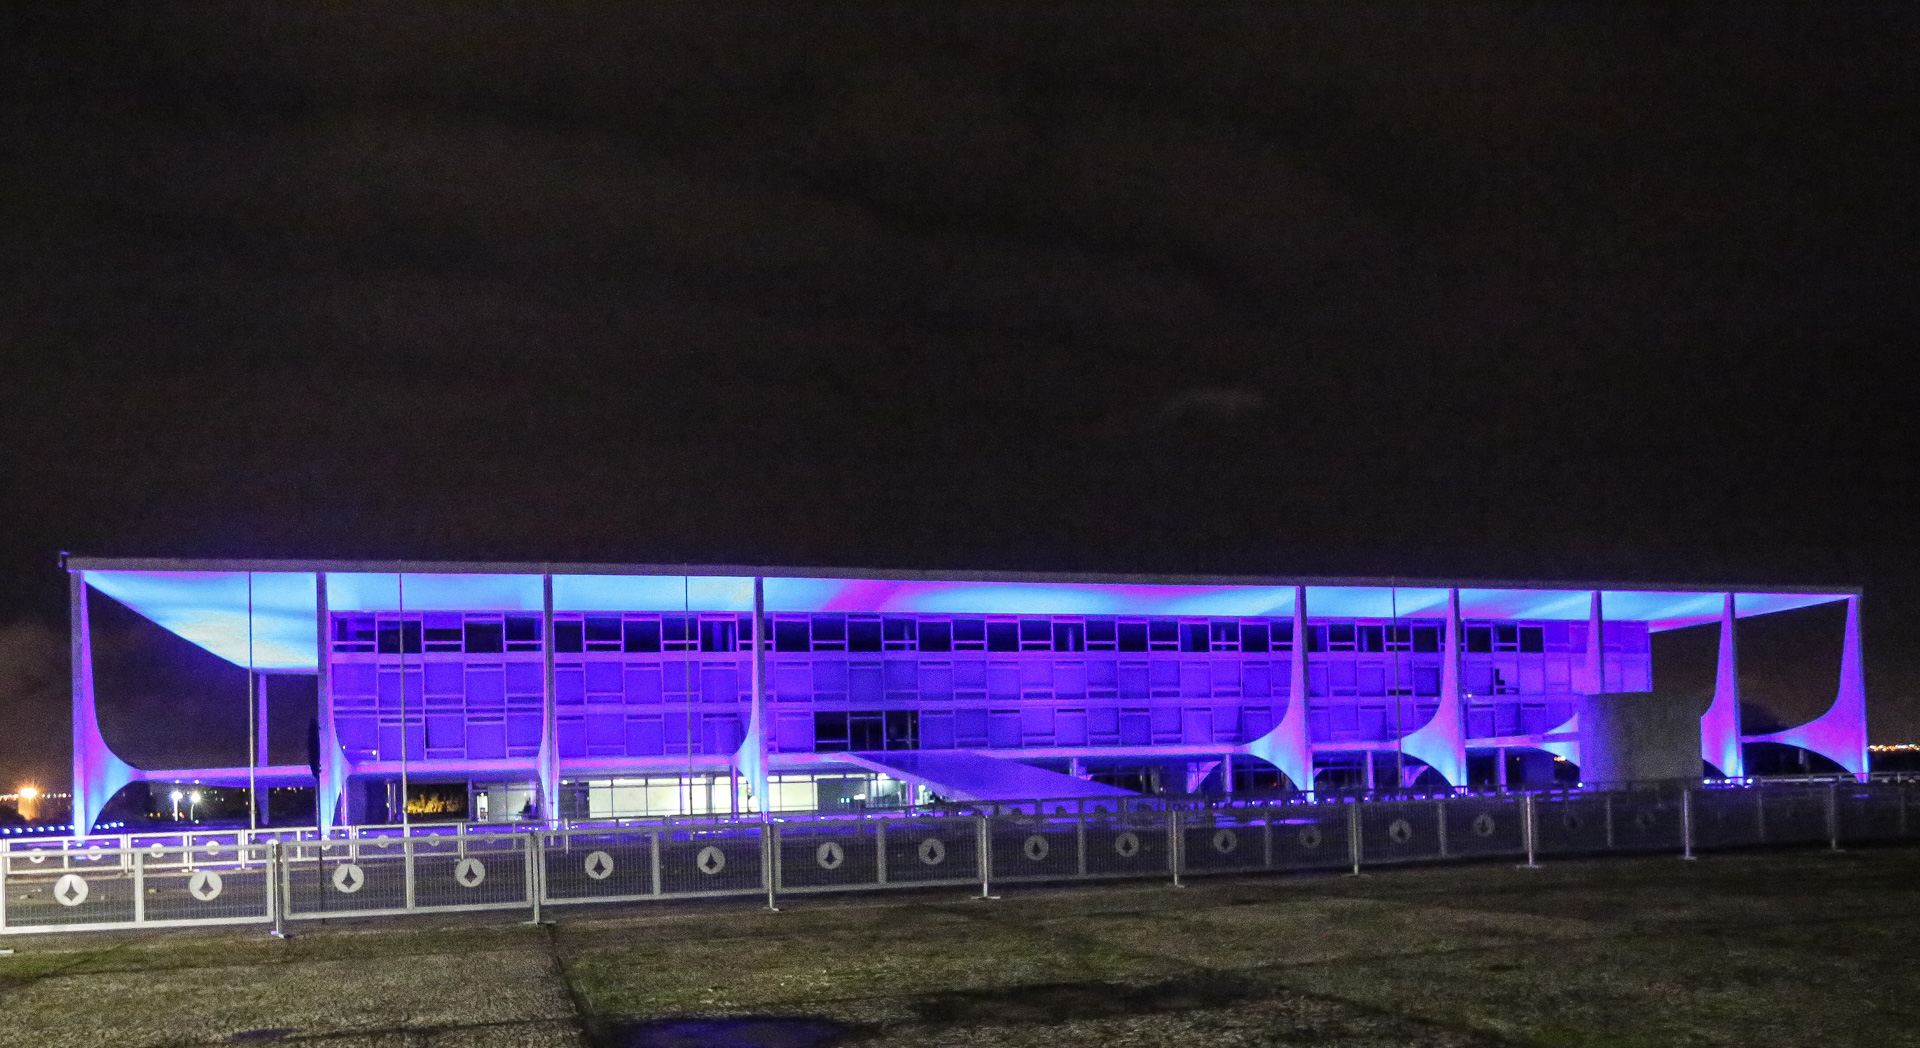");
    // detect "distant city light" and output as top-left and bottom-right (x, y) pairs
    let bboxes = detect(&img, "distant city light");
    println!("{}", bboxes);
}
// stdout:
(18, 785), (37, 800)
